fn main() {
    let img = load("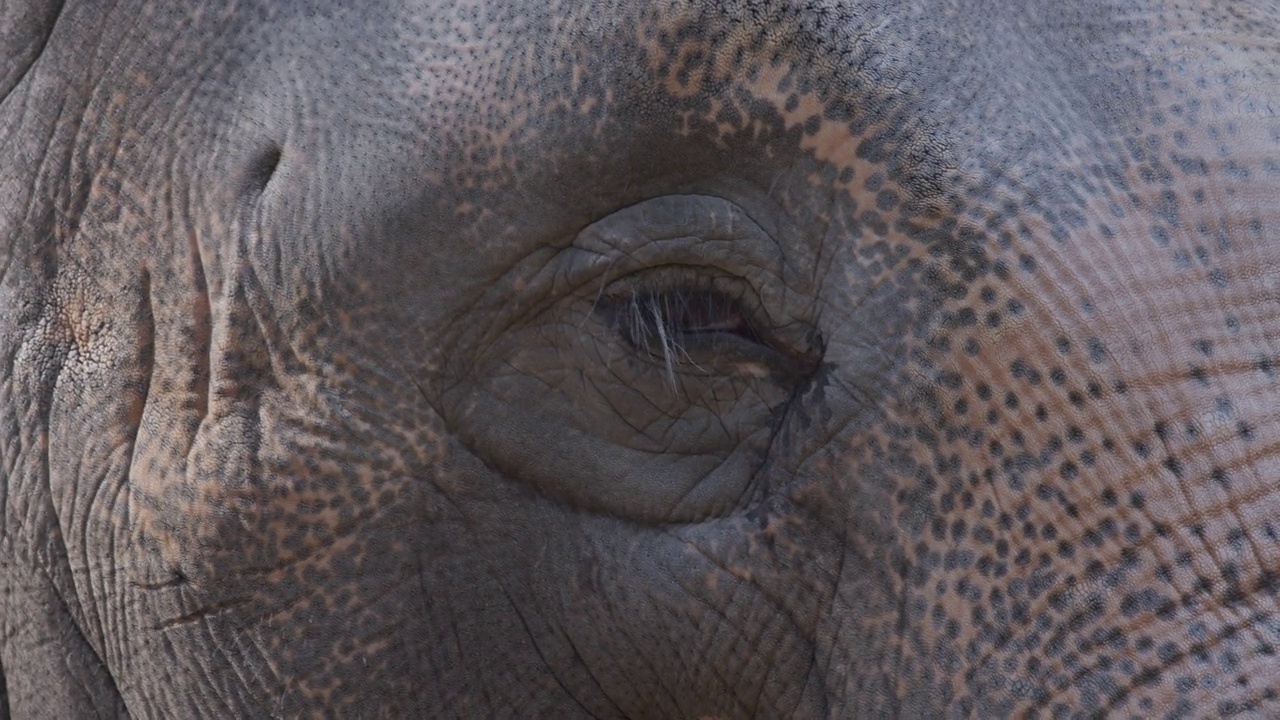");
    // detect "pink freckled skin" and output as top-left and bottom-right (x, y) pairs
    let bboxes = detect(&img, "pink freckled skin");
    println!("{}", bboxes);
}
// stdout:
(3, 1), (1280, 717)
